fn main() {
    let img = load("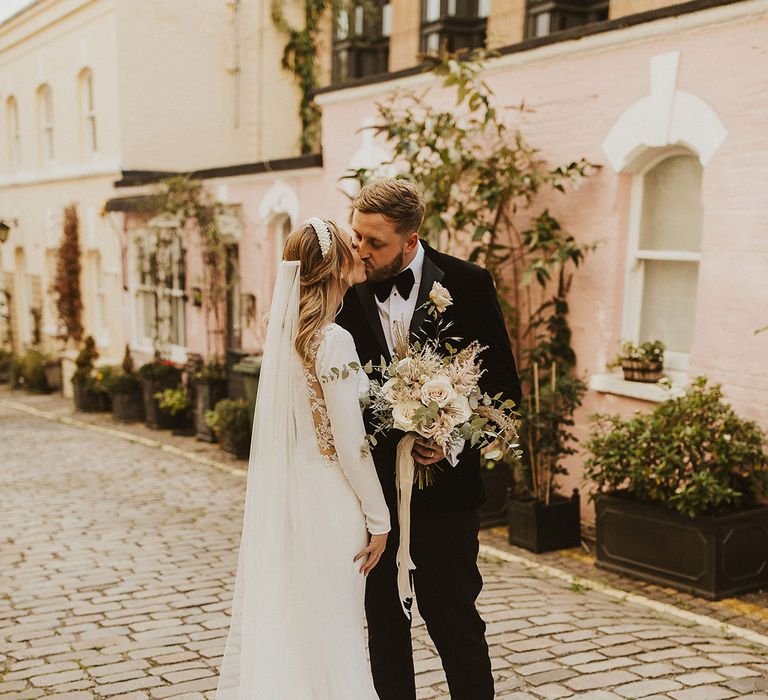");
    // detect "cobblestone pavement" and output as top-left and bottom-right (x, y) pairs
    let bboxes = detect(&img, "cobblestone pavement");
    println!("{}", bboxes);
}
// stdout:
(2, 399), (768, 699)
